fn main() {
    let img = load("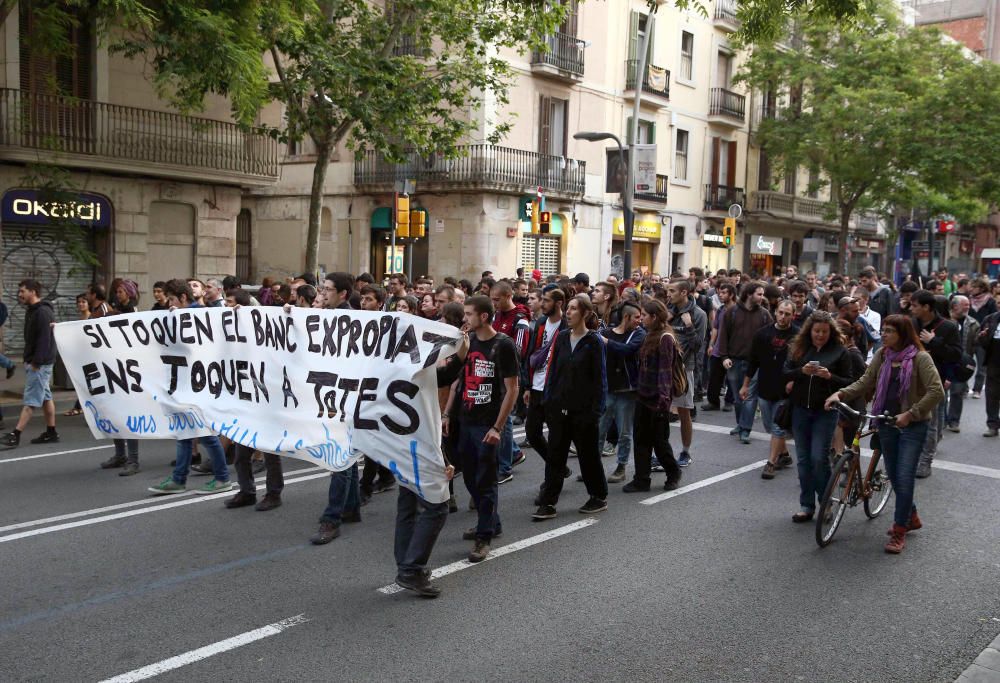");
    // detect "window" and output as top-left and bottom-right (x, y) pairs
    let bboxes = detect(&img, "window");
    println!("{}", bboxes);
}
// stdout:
(20, 3), (93, 97)
(807, 167), (820, 198)
(783, 166), (796, 195)
(236, 209), (252, 283)
(716, 51), (733, 89)
(626, 117), (656, 144)
(675, 129), (689, 181)
(680, 31), (694, 81)
(673, 225), (685, 245)
(628, 12), (654, 63)
(538, 95), (569, 156)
